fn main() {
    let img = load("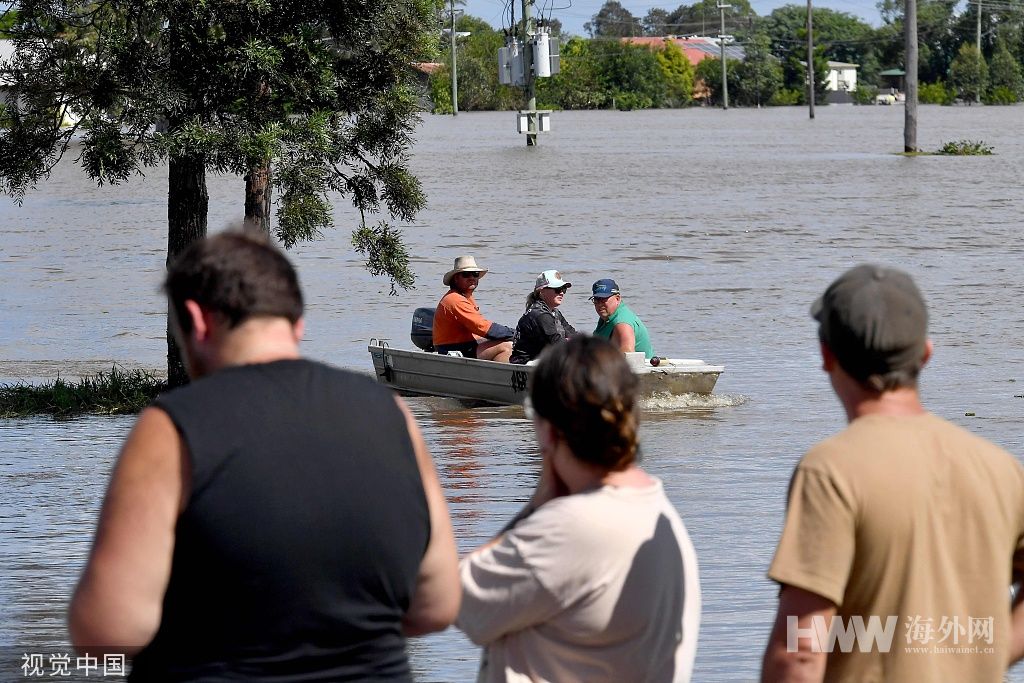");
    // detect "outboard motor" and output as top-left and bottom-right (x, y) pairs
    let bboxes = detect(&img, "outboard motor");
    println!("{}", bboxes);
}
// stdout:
(411, 307), (435, 352)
